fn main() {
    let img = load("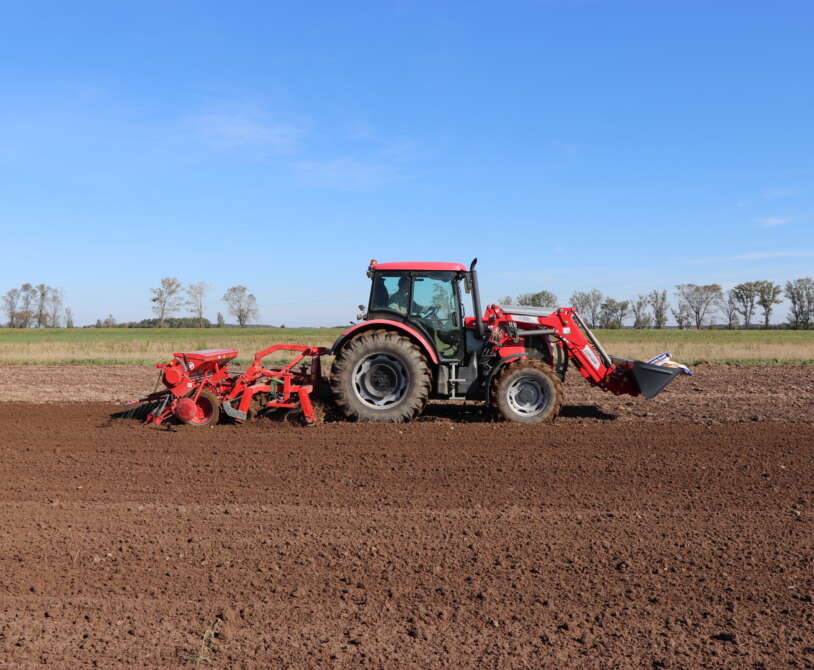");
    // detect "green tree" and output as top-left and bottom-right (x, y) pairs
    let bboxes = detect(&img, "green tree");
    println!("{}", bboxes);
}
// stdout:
(18, 283), (36, 328)
(630, 295), (652, 329)
(755, 280), (782, 328)
(731, 281), (760, 328)
(47, 288), (63, 327)
(517, 290), (558, 309)
(720, 290), (740, 329)
(648, 290), (669, 329)
(186, 281), (209, 328)
(671, 301), (691, 329)
(599, 298), (629, 329)
(223, 286), (259, 327)
(2, 288), (20, 327)
(35, 283), (49, 327)
(150, 277), (184, 327)
(675, 284), (722, 329)
(570, 289), (604, 328)
(785, 277), (814, 329)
